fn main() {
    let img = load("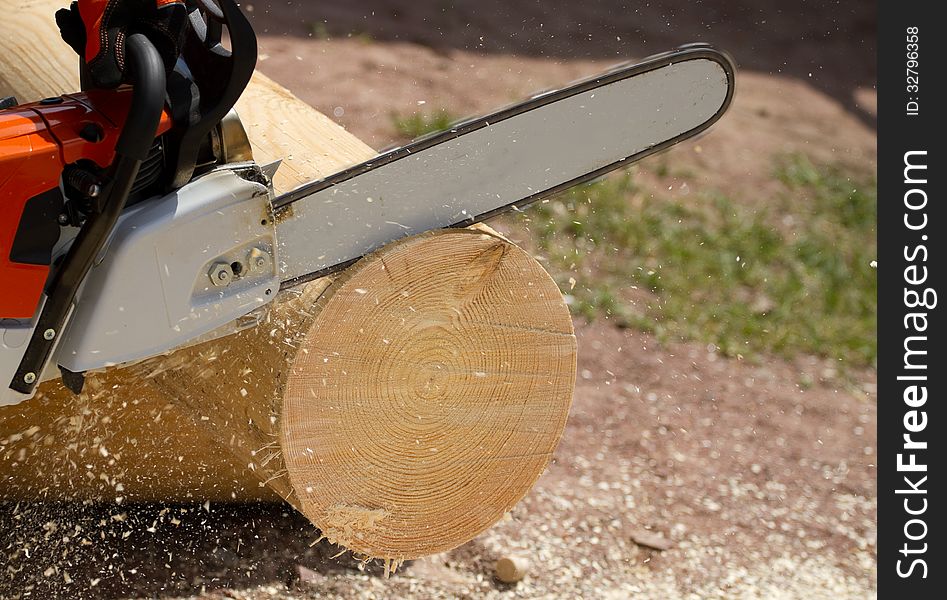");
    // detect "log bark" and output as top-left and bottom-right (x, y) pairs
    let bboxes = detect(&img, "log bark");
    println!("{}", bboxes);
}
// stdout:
(0, 0), (577, 561)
